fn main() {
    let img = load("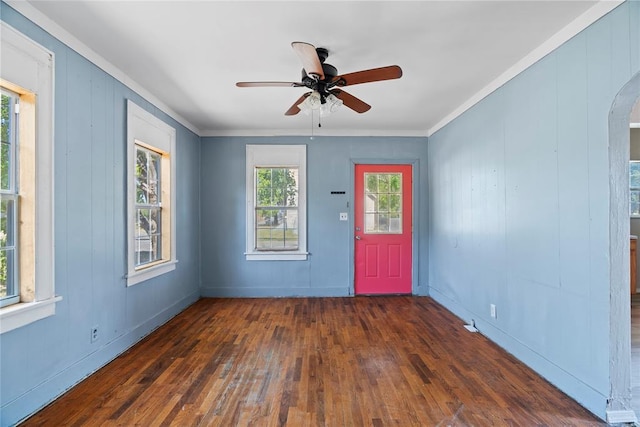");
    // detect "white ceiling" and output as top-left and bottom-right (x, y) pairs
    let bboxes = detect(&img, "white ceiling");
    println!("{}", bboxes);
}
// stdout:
(9, 1), (624, 137)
